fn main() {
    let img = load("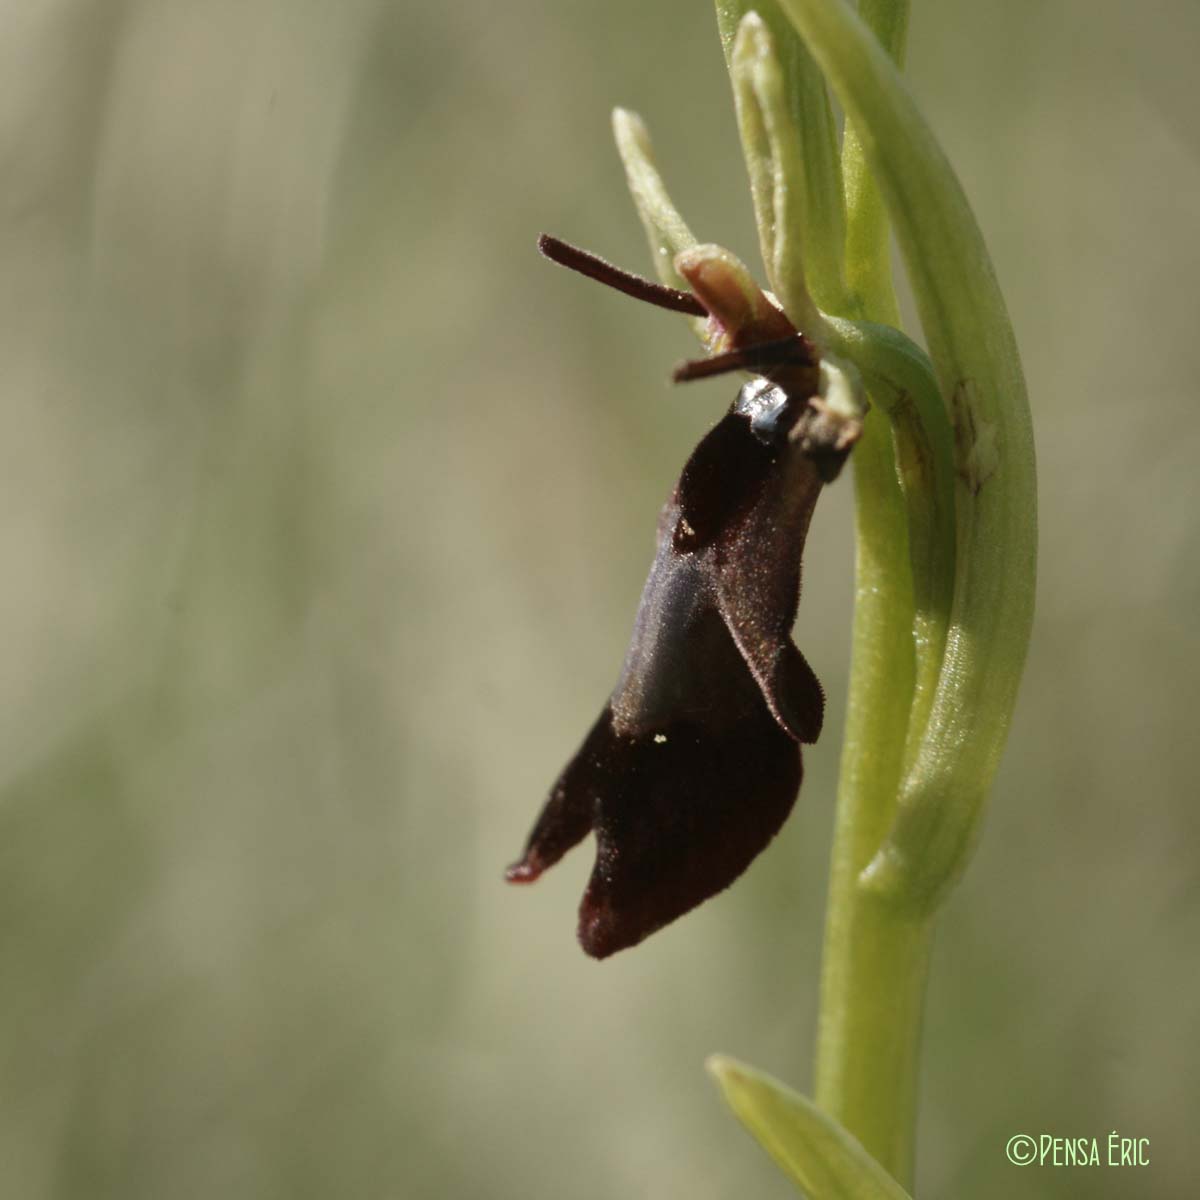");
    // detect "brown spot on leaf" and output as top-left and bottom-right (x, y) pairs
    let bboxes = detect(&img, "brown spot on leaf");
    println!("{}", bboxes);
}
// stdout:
(951, 379), (999, 496)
